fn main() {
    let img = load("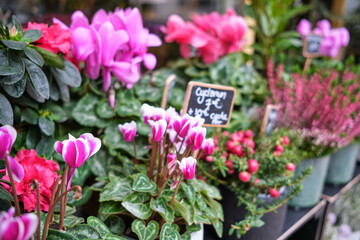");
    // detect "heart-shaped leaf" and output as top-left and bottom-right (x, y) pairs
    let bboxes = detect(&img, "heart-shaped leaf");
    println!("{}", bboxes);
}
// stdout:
(160, 223), (181, 240)
(47, 229), (77, 240)
(104, 234), (127, 240)
(133, 174), (156, 192)
(104, 215), (125, 235)
(181, 182), (195, 204)
(150, 197), (174, 223)
(100, 177), (133, 202)
(1, 39), (27, 50)
(121, 192), (152, 219)
(131, 219), (159, 240)
(98, 201), (126, 221)
(87, 216), (111, 238)
(173, 199), (194, 225)
(96, 99), (115, 119)
(67, 224), (100, 239)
